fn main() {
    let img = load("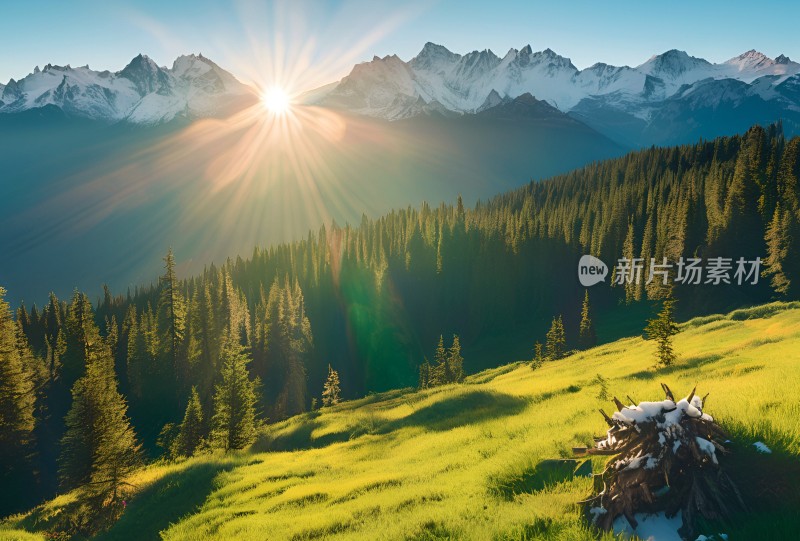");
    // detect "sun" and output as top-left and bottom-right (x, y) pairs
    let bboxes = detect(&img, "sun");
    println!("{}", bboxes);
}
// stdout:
(261, 86), (292, 115)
